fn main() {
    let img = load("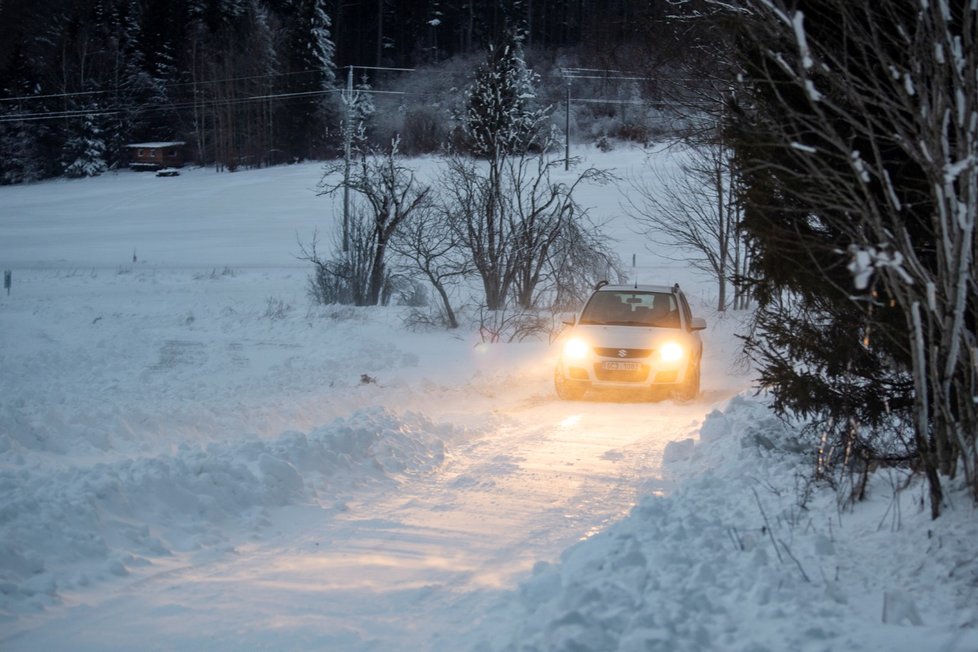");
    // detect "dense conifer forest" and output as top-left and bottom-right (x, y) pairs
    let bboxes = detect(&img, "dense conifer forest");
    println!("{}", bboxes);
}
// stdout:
(0, 0), (702, 182)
